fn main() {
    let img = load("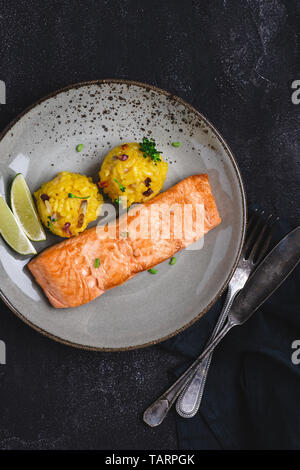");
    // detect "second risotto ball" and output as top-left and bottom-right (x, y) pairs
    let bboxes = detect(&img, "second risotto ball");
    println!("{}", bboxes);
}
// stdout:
(99, 142), (168, 208)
